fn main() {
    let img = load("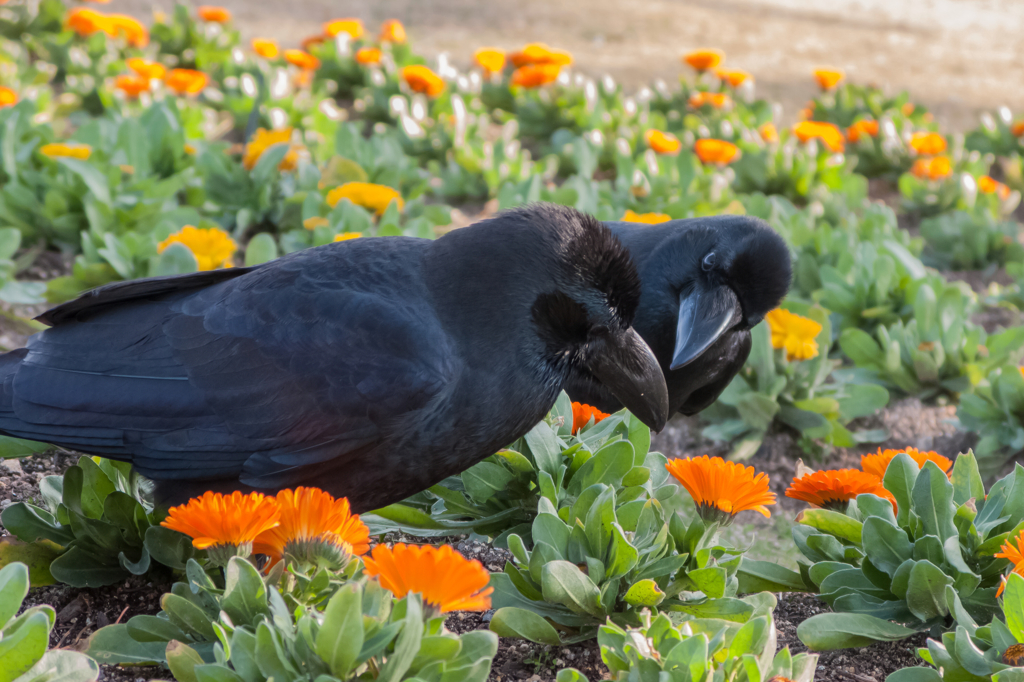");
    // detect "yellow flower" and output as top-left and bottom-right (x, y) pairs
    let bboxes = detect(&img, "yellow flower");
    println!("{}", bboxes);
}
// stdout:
(40, 143), (92, 160)
(716, 68), (752, 87)
(327, 183), (403, 215)
(474, 48), (506, 75)
(115, 74), (150, 97)
(252, 487), (369, 569)
(157, 226), (237, 271)
(161, 491), (280, 565)
(665, 455), (776, 524)
(252, 38), (280, 60)
(622, 210), (670, 224)
(694, 139), (740, 165)
(127, 58), (166, 81)
(910, 156), (952, 181)
(683, 49), (724, 71)
(197, 6), (231, 23)
(105, 14), (149, 47)
(242, 128), (301, 172)
(509, 43), (572, 68)
(765, 308), (821, 361)
(303, 217), (330, 230)
(979, 175), (1012, 200)
(363, 543), (493, 614)
(510, 64), (561, 88)
(402, 65), (445, 97)
(284, 49), (320, 71)
(758, 122), (778, 143)
(184, 144), (197, 155)
(688, 91), (732, 109)
(792, 121), (845, 153)
(813, 68), (844, 90)
(0, 87), (16, 107)
(324, 18), (364, 39)
(909, 131), (947, 156)
(333, 232), (362, 242)
(379, 19), (406, 43)
(644, 129), (681, 155)
(356, 47), (382, 65)
(846, 119), (879, 143)
(164, 69), (209, 95)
